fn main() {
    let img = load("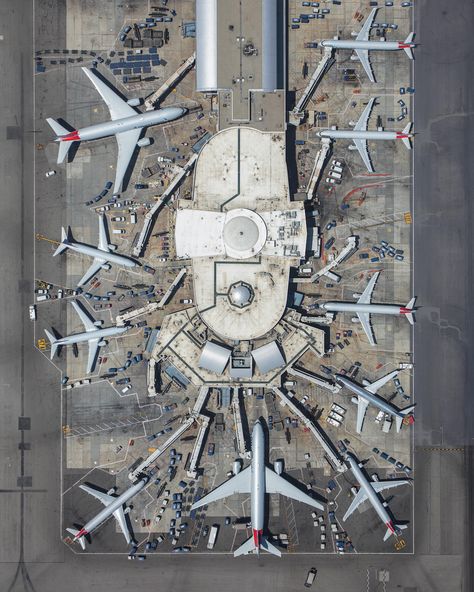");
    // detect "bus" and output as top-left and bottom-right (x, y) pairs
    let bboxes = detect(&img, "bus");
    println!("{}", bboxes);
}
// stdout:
(207, 525), (219, 550)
